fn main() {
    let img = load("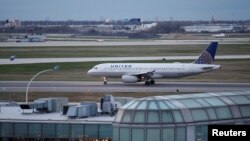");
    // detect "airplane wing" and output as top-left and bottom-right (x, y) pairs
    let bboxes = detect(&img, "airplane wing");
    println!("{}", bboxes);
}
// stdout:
(128, 70), (156, 79)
